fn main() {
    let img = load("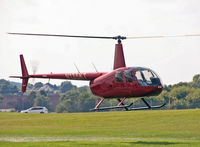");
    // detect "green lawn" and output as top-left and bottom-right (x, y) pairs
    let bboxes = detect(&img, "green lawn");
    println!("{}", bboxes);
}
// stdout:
(0, 109), (200, 146)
